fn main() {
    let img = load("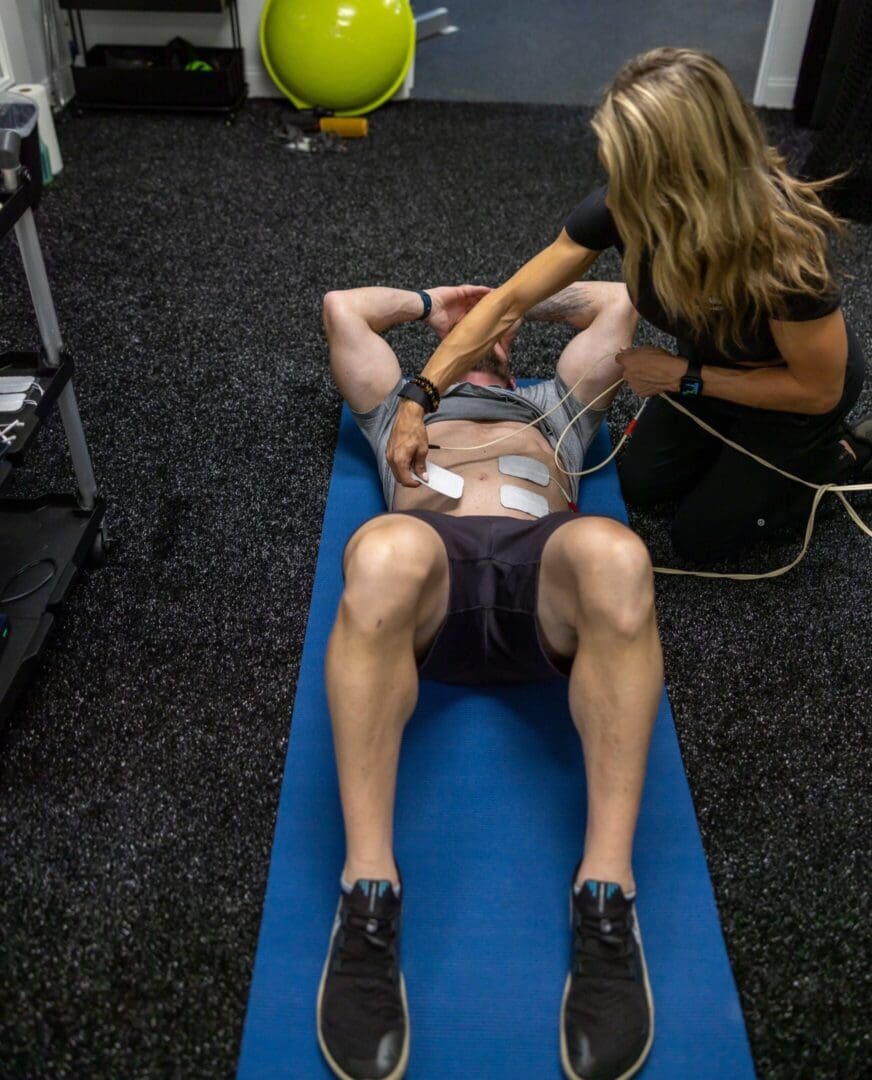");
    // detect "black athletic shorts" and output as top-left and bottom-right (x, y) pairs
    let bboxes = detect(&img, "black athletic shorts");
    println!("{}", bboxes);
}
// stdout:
(395, 509), (578, 686)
